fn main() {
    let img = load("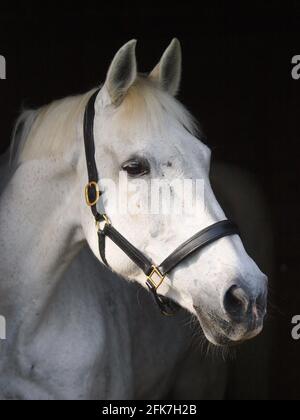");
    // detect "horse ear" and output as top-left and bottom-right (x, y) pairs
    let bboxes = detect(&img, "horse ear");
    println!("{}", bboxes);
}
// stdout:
(149, 38), (182, 96)
(103, 40), (137, 106)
